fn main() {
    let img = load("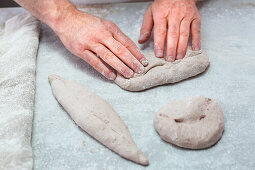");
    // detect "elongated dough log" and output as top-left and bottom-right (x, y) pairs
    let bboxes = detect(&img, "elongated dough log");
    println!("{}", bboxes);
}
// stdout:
(48, 75), (149, 165)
